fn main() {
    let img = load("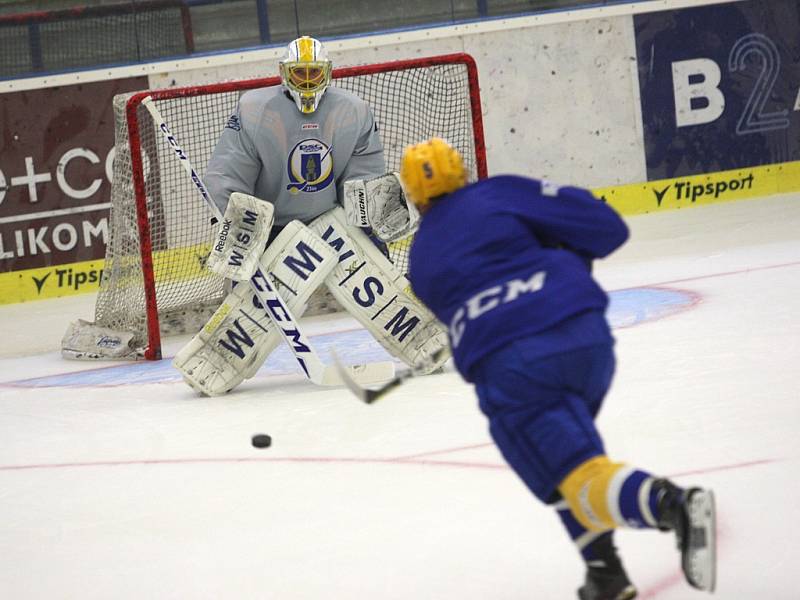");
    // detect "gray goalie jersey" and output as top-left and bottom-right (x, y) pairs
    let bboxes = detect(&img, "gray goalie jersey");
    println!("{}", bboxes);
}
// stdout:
(205, 86), (386, 226)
